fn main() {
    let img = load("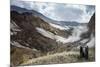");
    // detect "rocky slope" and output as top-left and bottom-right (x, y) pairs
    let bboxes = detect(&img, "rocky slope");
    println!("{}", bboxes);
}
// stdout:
(88, 13), (95, 36)
(10, 8), (73, 66)
(11, 10), (73, 52)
